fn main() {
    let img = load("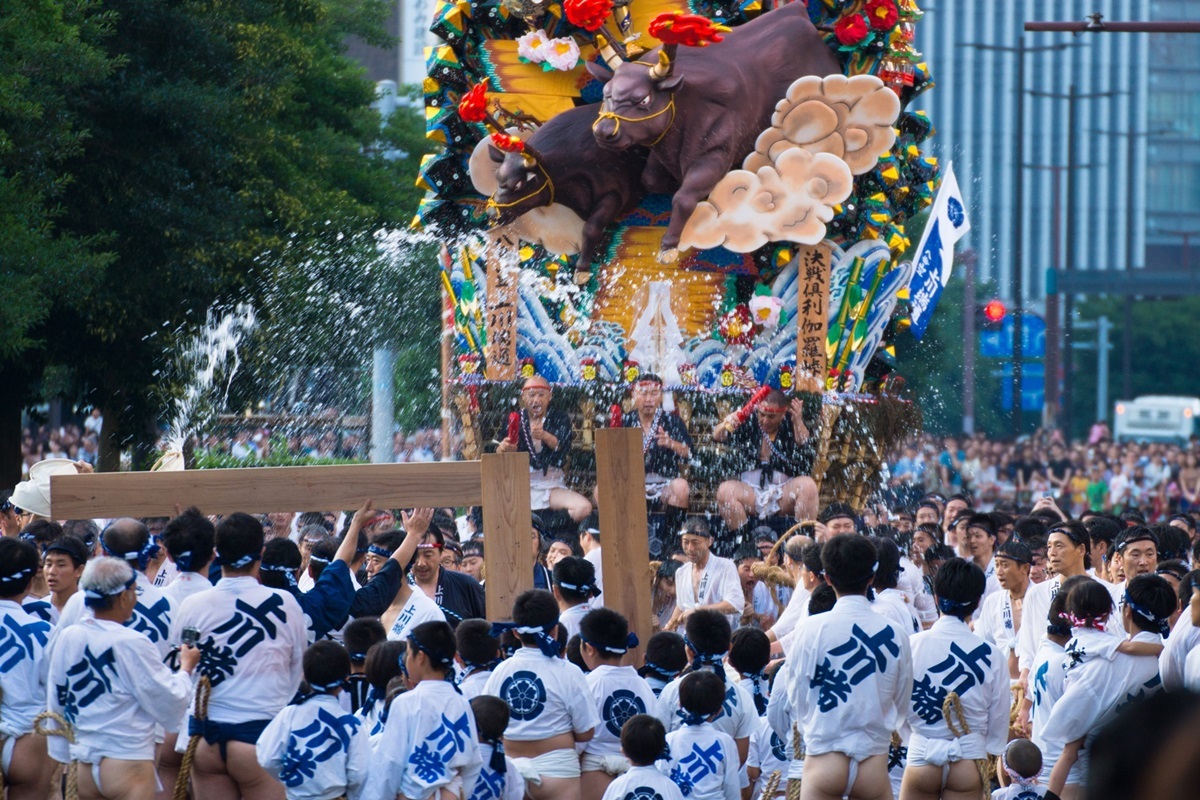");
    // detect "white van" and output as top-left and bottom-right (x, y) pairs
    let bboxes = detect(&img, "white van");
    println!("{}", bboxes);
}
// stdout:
(1113, 396), (1200, 443)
